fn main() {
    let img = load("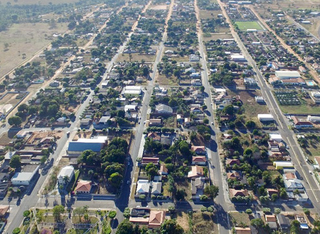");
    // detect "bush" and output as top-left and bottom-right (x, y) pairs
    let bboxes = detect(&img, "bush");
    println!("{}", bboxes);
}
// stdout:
(262, 208), (271, 214)
(108, 211), (117, 219)
(123, 207), (130, 219)
(207, 207), (214, 212)
(245, 209), (253, 215)
(200, 195), (208, 201)
(139, 194), (146, 200)
(13, 228), (20, 234)
(168, 206), (175, 213)
(274, 208), (281, 214)
(151, 195), (156, 199)
(23, 210), (31, 217)
(201, 206), (207, 212)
